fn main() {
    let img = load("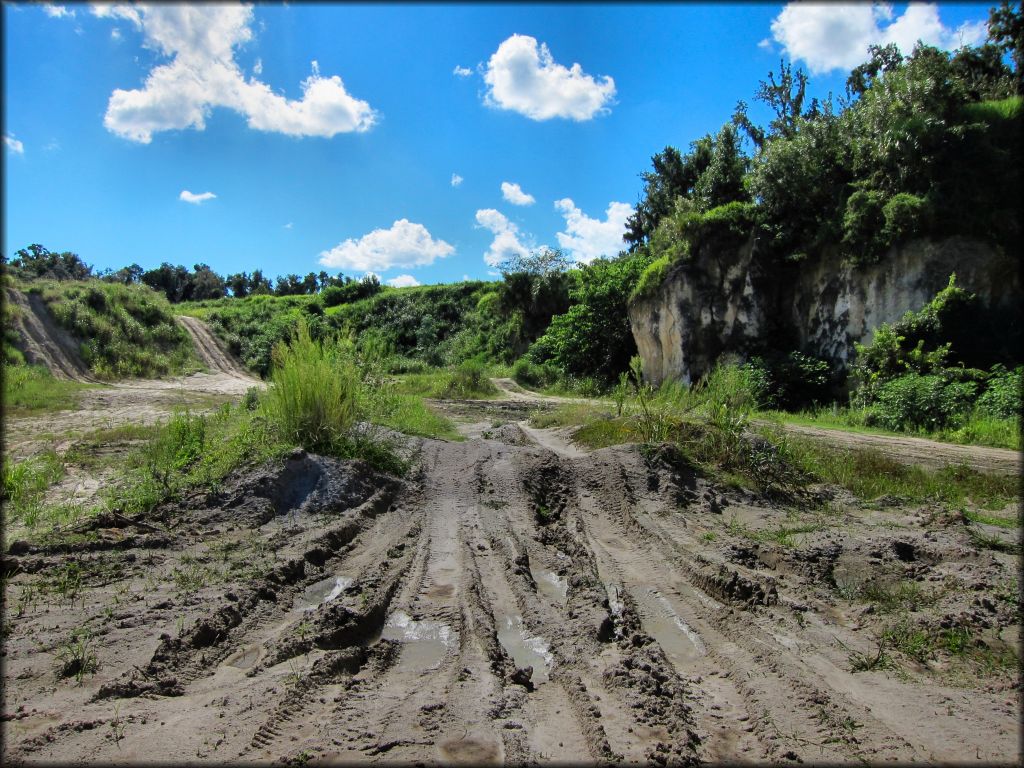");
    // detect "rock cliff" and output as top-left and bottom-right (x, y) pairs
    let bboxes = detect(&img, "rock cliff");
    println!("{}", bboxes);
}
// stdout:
(628, 236), (1020, 386)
